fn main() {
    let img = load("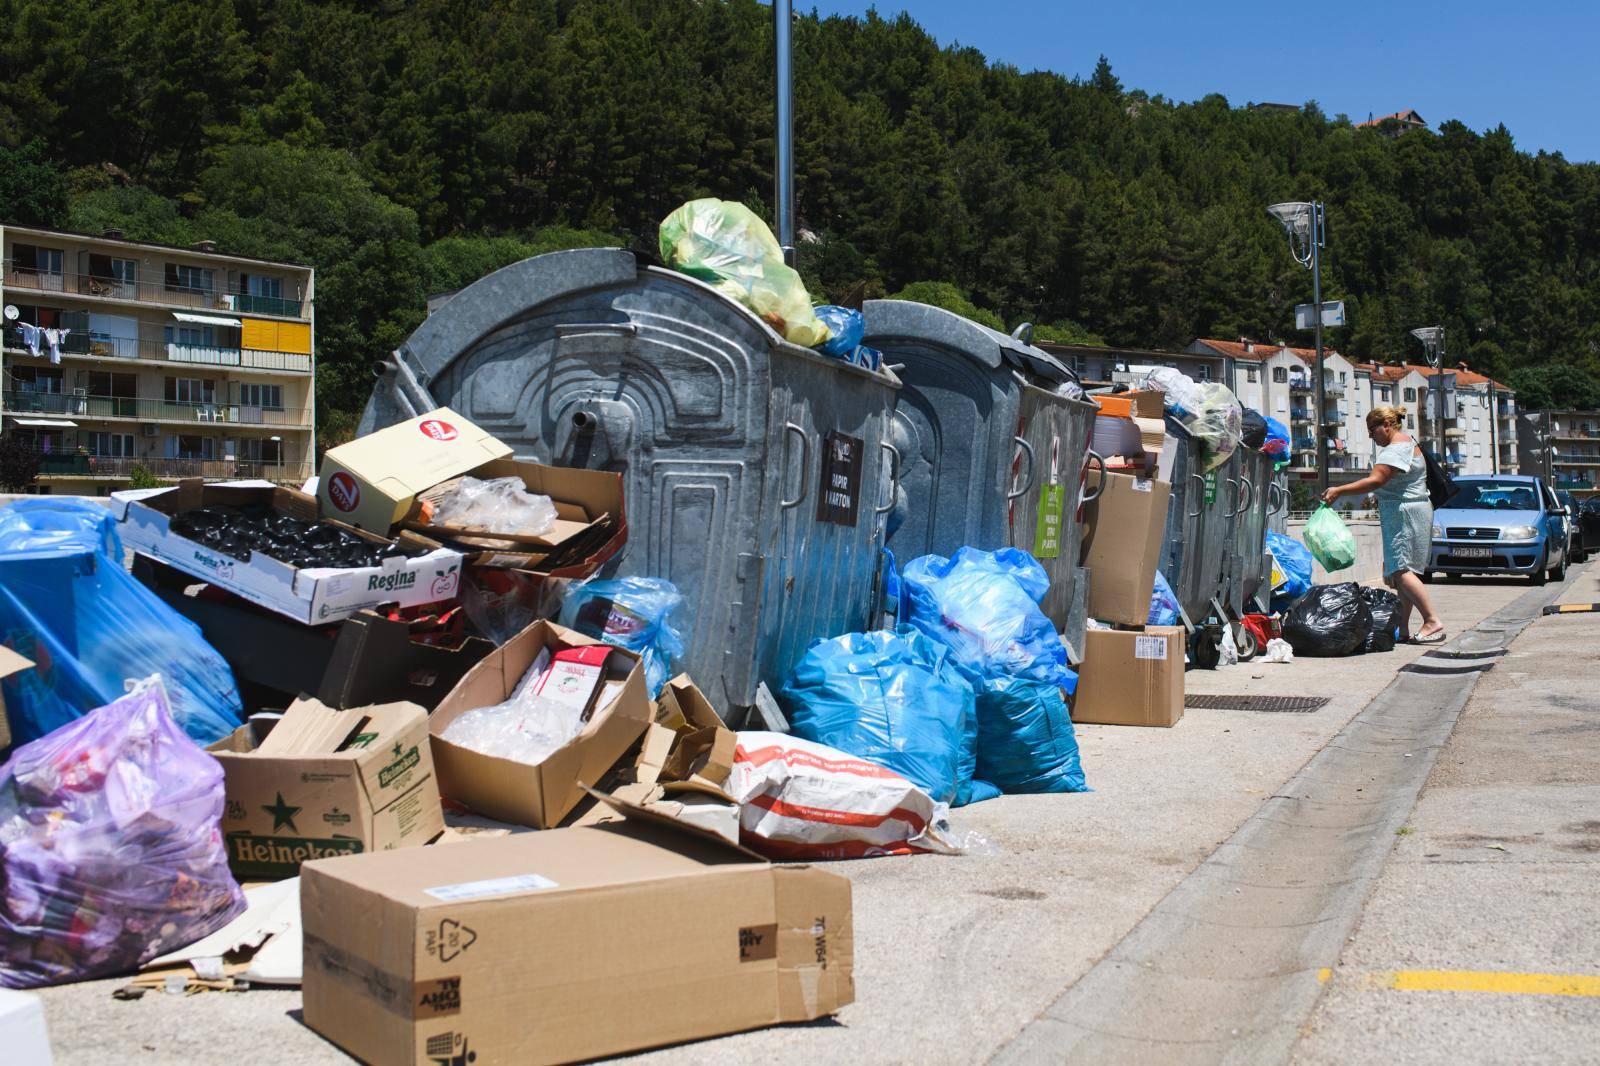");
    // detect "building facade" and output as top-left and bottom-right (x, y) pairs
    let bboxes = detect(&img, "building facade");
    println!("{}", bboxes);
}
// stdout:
(1, 225), (315, 494)
(1517, 409), (1600, 497)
